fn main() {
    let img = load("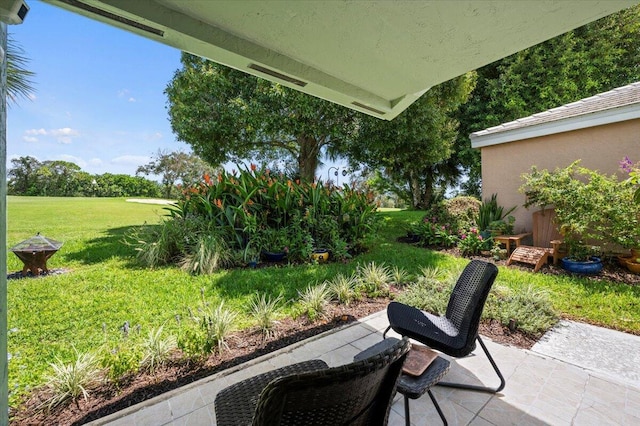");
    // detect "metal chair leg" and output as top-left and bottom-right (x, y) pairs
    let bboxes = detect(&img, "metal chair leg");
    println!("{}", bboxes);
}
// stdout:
(427, 390), (448, 426)
(437, 335), (505, 394)
(403, 395), (411, 426)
